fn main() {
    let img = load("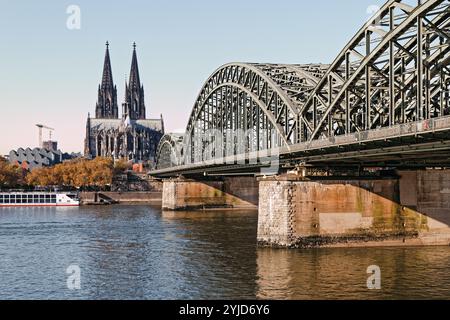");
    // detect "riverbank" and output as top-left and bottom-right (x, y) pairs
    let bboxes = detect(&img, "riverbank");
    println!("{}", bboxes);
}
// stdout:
(79, 191), (162, 205)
